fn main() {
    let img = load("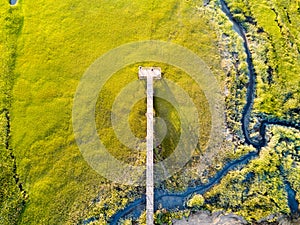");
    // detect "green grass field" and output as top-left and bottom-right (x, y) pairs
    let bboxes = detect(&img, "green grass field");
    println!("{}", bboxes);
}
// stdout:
(0, 0), (223, 224)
